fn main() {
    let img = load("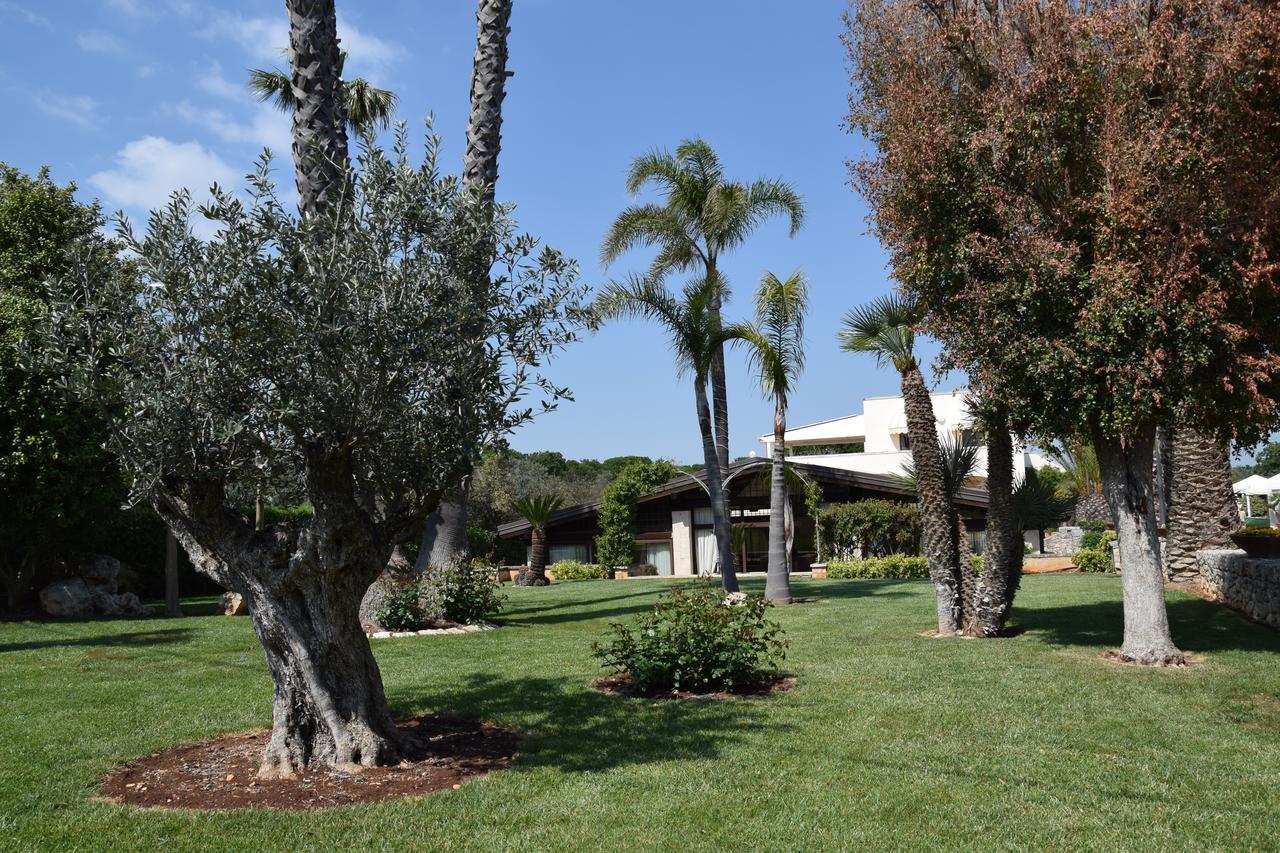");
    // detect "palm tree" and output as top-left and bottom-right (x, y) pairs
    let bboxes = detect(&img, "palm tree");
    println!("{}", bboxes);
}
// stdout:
(282, 0), (348, 219)
(248, 52), (398, 133)
(602, 140), (804, 476)
(511, 494), (563, 586)
(840, 294), (962, 635)
(1163, 426), (1239, 582)
(416, 0), (515, 571)
(1049, 440), (1110, 524)
(739, 271), (808, 604)
(595, 275), (747, 592)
